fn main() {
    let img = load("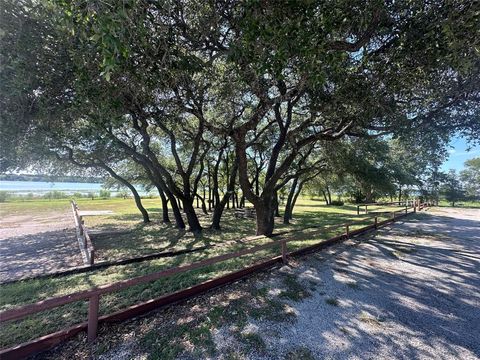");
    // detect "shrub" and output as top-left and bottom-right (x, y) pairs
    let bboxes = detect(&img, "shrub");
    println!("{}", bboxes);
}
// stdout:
(115, 190), (129, 198)
(0, 191), (8, 202)
(99, 189), (111, 199)
(142, 191), (155, 199)
(330, 200), (344, 206)
(43, 191), (66, 199)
